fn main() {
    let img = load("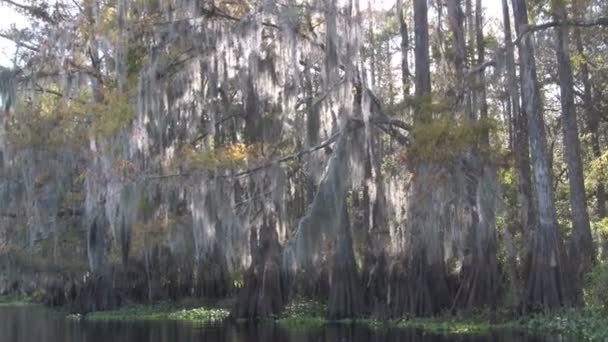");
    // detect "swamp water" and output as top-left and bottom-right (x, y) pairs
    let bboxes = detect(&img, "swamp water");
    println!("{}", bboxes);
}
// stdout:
(0, 305), (574, 342)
